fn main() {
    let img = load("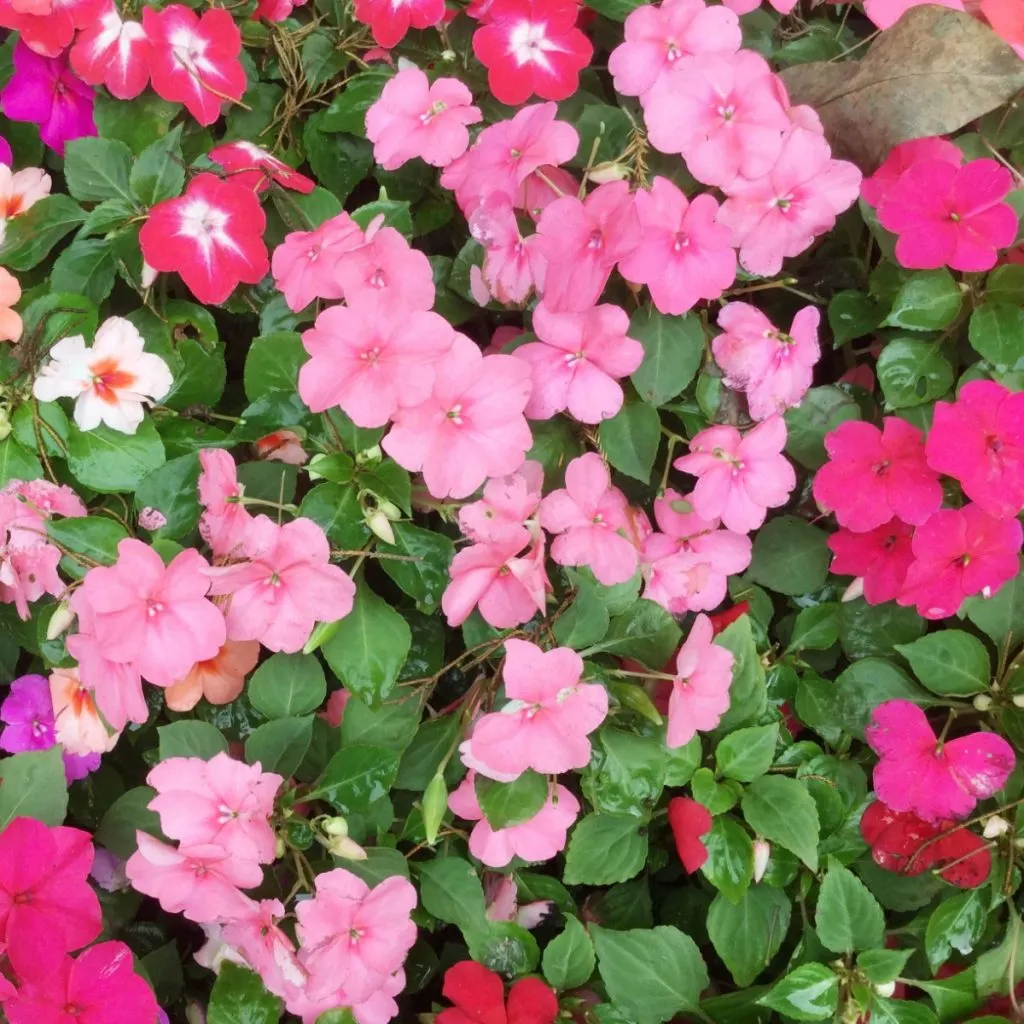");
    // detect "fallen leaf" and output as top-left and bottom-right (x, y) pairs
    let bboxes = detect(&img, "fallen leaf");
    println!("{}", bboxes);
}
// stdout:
(781, 7), (1024, 170)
